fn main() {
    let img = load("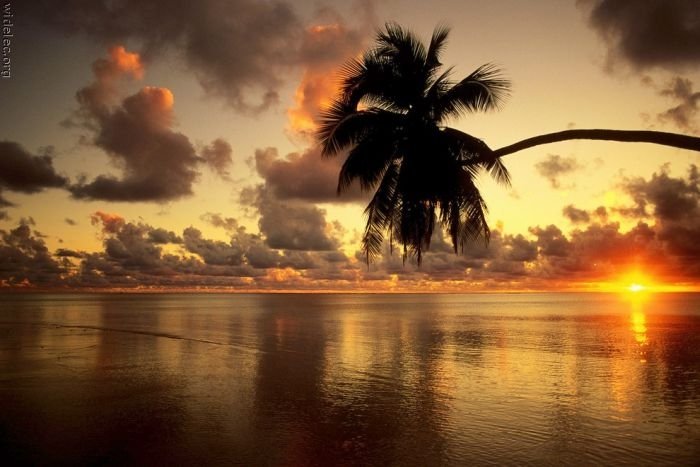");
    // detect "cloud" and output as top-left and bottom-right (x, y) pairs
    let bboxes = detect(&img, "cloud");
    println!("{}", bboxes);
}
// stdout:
(200, 139), (233, 180)
(244, 185), (341, 251)
(254, 146), (365, 203)
(562, 205), (591, 224)
(182, 227), (245, 266)
(0, 141), (68, 193)
(288, 6), (373, 137)
(535, 154), (582, 189)
(580, 0), (700, 71)
(619, 165), (700, 262)
(620, 164), (699, 221)
(147, 228), (181, 244)
(68, 47), (232, 202)
(90, 211), (125, 234)
(0, 223), (66, 286)
(54, 248), (85, 258)
(23, 1), (376, 114)
(200, 212), (240, 232)
(657, 77), (700, 133)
